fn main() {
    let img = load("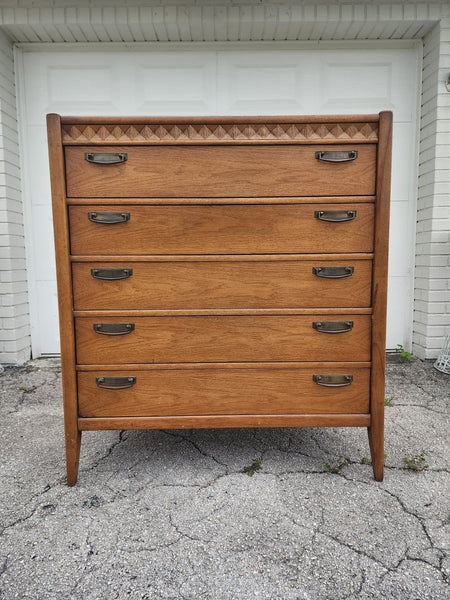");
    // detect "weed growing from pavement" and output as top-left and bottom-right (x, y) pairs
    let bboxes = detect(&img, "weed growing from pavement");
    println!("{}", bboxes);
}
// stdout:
(404, 450), (429, 471)
(396, 344), (412, 362)
(360, 456), (371, 464)
(385, 397), (394, 406)
(243, 459), (262, 476)
(322, 458), (349, 474)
